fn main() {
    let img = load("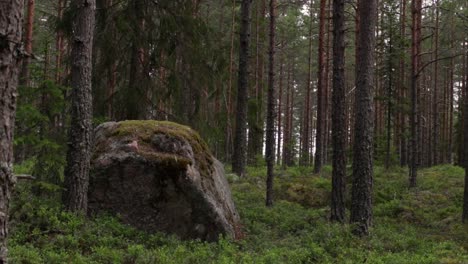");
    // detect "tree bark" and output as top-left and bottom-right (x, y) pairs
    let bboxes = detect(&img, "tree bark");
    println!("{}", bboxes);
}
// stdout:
(399, 0), (408, 167)
(226, 0), (236, 162)
(350, 0), (377, 236)
(265, 0), (276, 207)
(463, 50), (468, 223)
(314, 0), (328, 173)
(330, 0), (346, 223)
(62, 0), (95, 213)
(276, 51), (283, 165)
(232, 0), (252, 177)
(300, 1), (314, 166)
(409, 0), (422, 188)
(0, 0), (24, 261)
(431, 0), (439, 166)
